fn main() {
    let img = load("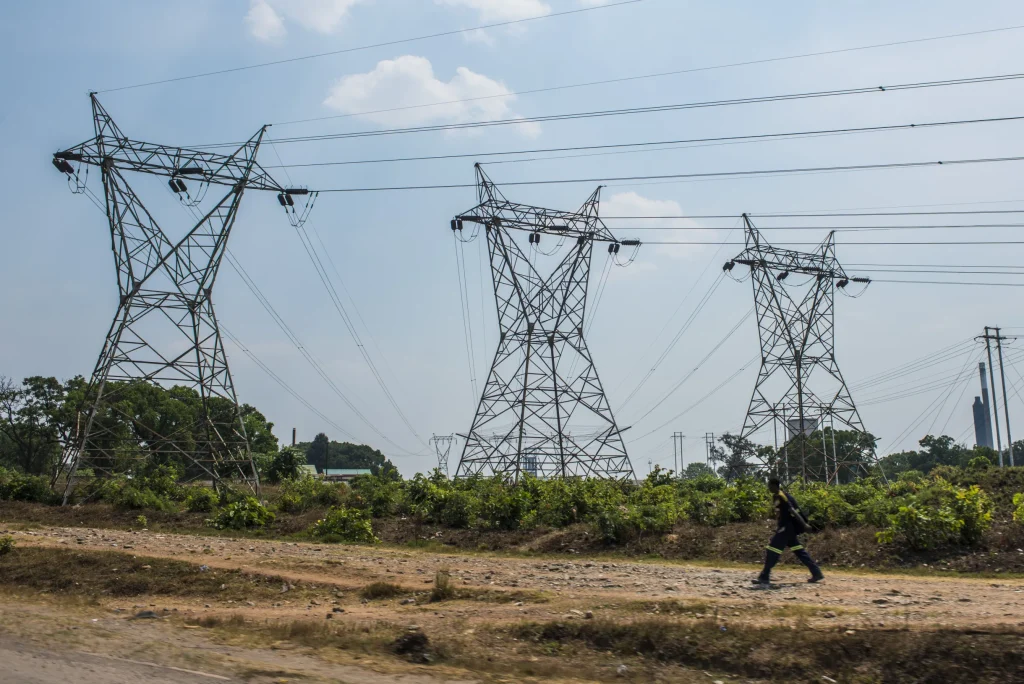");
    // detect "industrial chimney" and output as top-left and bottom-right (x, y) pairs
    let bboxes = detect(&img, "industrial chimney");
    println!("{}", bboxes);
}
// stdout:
(974, 362), (994, 449)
